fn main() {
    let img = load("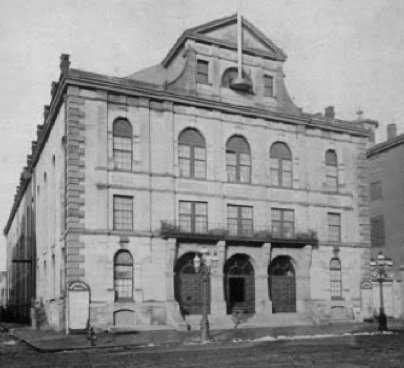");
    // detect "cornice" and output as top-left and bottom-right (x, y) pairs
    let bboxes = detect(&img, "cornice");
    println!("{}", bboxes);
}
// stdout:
(66, 69), (368, 137)
(3, 77), (68, 235)
(4, 67), (369, 235)
(367, 134), (404, 158)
